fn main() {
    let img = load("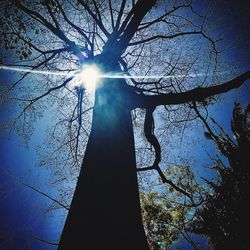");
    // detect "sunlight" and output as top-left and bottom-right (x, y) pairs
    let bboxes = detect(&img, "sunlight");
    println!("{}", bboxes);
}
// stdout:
(0, 64), (227, 88)
(78, 65), (101, 92)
